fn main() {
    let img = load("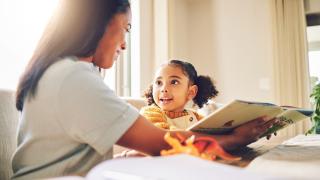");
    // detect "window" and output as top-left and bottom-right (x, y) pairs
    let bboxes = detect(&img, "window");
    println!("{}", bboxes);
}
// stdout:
(1, 0), (141, 98)
(0, 0), (59, 90)
(103, 0), (141, 97)
(308, 50), (320, 87)
(103, 34), (132, 96)
(306, 25), (320, 90)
